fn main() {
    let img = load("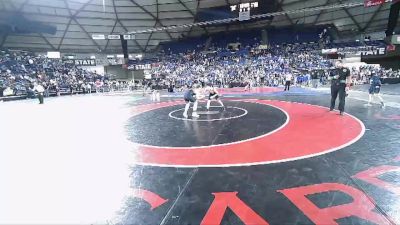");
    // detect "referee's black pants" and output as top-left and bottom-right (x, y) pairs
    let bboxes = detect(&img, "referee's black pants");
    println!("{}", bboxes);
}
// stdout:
(330, 84), (345, 112)
(284, 81), (291, 91)
(38, 93), (44, 104)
